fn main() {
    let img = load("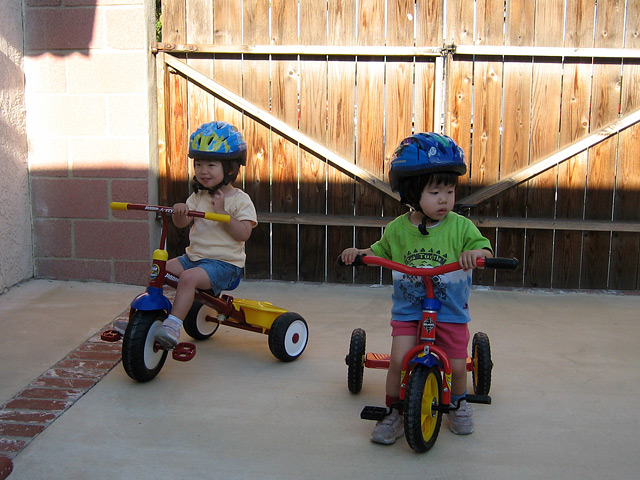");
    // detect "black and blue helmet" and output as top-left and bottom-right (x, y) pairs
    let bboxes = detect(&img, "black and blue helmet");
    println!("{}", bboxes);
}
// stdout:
(388, 132), (466, 195)
(189, 121), (247, 165)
